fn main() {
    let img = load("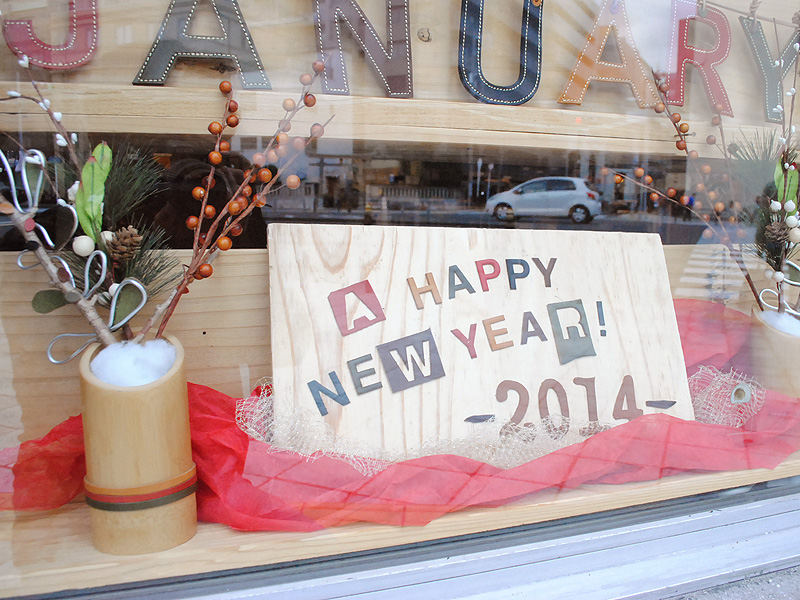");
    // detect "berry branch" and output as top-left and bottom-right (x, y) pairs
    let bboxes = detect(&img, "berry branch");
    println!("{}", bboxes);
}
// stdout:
(134, 60), (332, 341)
